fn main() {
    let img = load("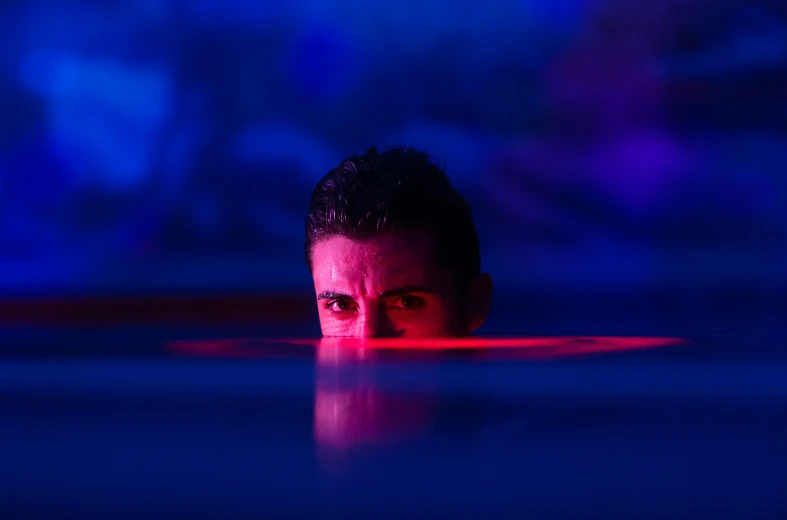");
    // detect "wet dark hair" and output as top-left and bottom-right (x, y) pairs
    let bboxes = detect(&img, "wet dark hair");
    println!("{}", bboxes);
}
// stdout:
(305, 146), (481, 288)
